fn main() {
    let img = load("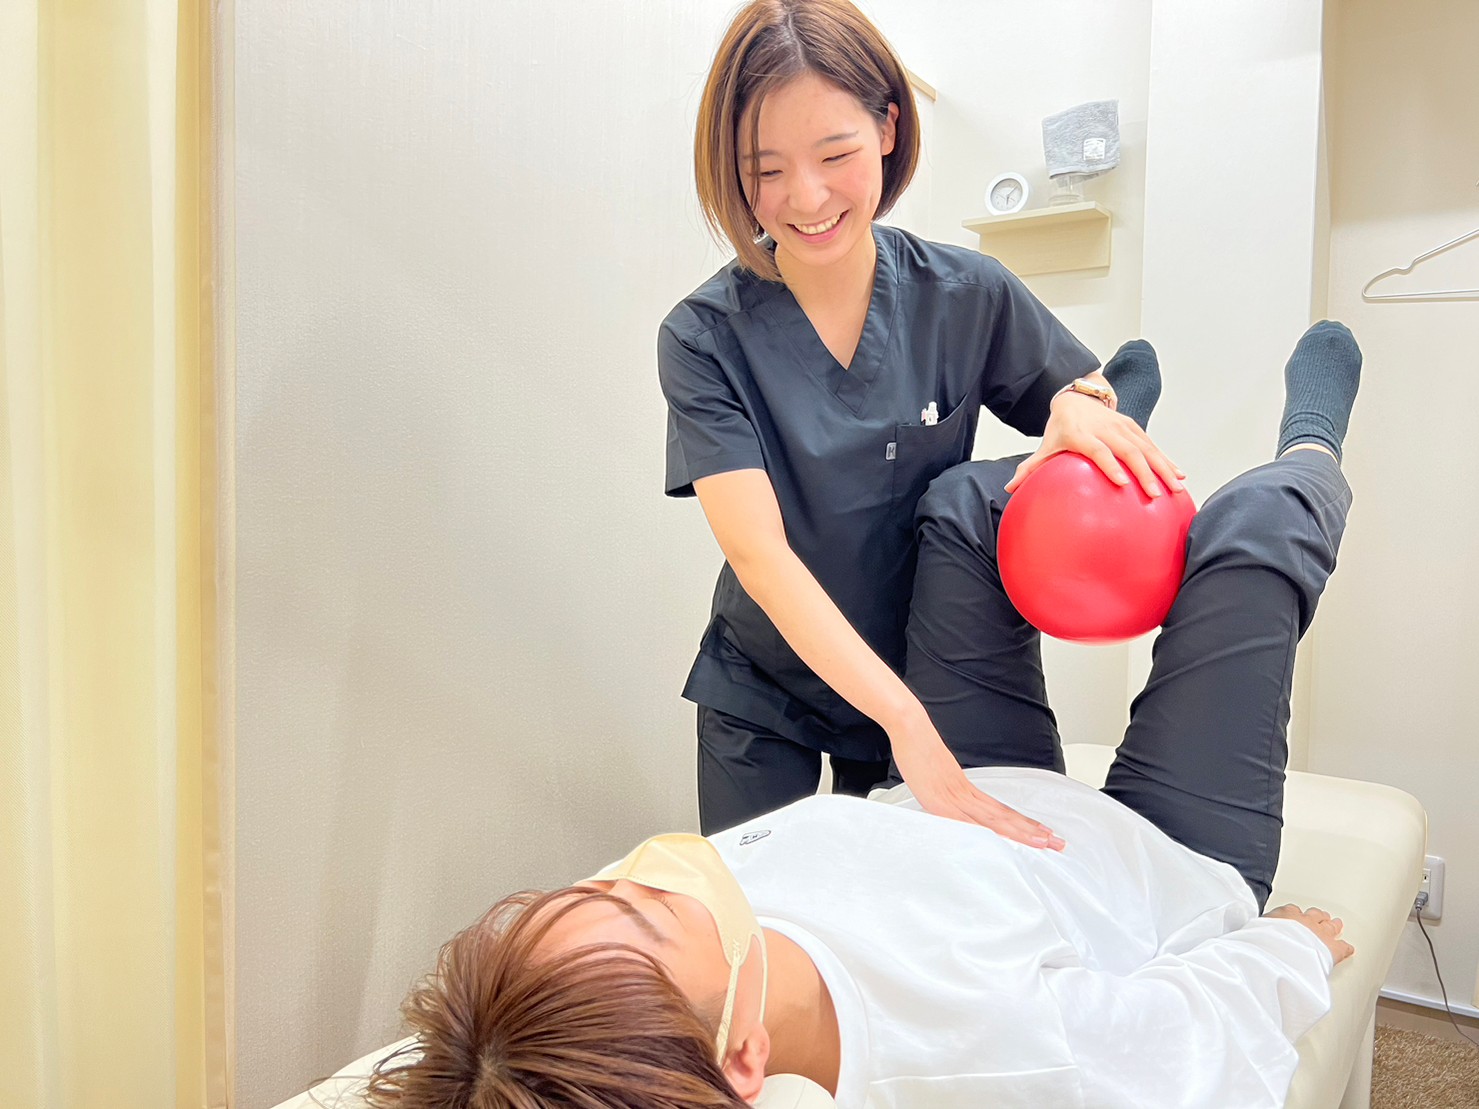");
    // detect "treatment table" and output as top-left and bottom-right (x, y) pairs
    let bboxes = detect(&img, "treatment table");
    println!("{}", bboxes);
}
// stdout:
(272, 743), (1425, 1109)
